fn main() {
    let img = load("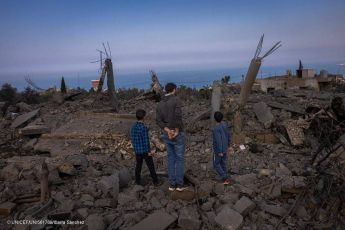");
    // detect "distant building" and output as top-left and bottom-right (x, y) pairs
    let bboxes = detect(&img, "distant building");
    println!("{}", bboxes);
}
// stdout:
(256, 70), (343, 92)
